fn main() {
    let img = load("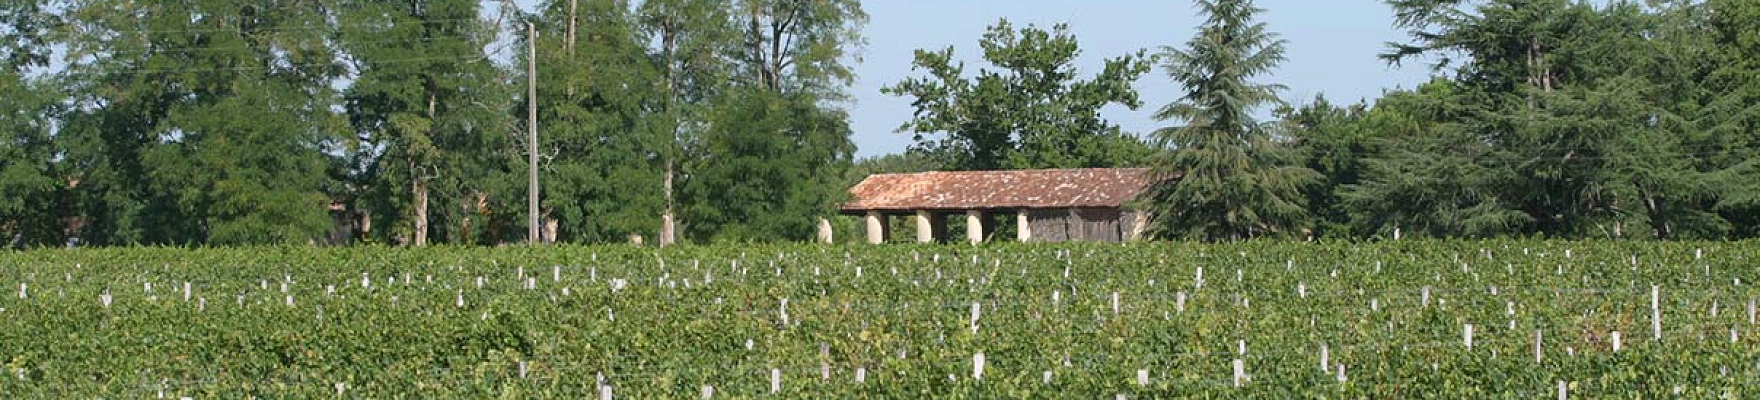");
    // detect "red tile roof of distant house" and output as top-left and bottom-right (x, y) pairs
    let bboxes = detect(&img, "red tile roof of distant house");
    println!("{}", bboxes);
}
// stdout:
(840, 168), (1160, 213)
